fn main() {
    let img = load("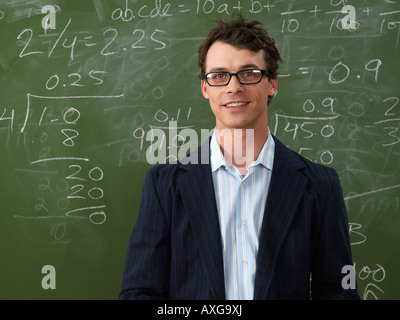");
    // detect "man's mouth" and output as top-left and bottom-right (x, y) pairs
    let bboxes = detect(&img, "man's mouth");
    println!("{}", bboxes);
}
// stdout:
(224, 102), (249, 107)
